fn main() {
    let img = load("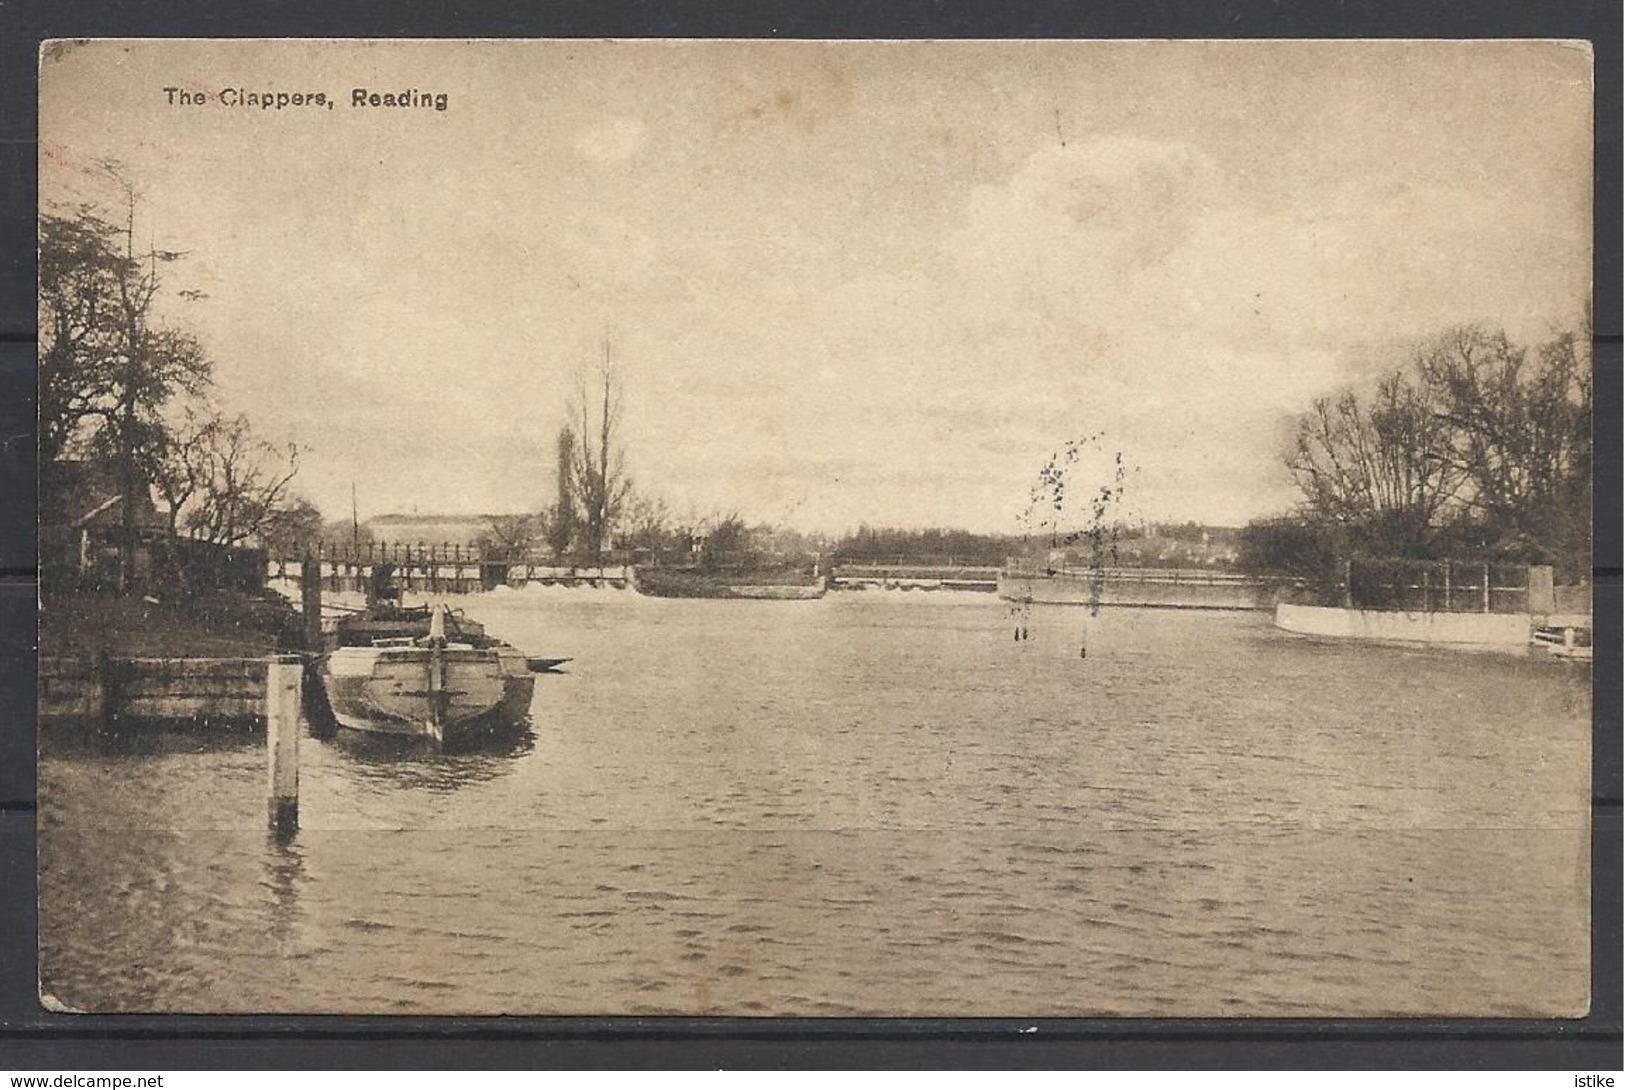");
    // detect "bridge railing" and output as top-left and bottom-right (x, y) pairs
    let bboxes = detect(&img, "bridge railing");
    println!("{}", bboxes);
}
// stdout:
(832, 564), (1002, 582)
(270, 541), (501, 566)
(1001, 557), (1256, 586)
(1341, 558), (1532, 614)
(267, 542), (643, 568)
